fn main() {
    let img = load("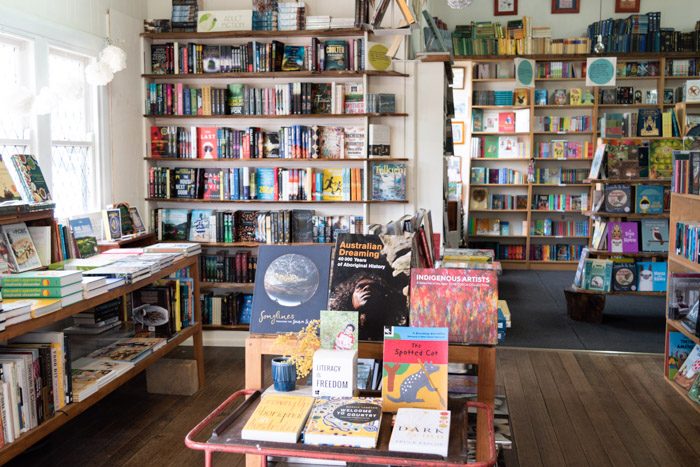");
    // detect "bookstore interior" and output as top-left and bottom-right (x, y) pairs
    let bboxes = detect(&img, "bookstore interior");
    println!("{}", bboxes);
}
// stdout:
(0, 0), (699, 465)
